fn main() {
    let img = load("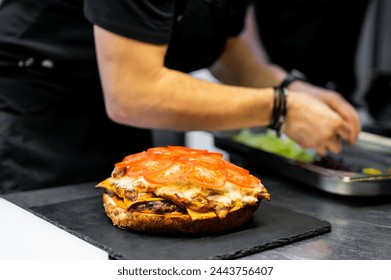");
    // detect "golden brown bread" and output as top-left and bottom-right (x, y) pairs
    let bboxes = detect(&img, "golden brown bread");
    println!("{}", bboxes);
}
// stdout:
(102, 193), (259, 235)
